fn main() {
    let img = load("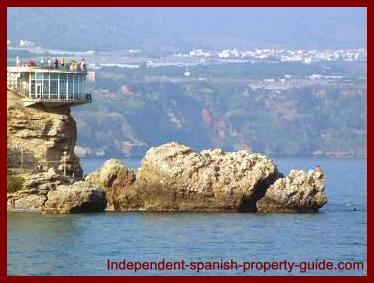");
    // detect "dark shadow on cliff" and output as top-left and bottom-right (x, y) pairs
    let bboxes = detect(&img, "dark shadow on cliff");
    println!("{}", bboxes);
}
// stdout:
(28, 104), (71, 115)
